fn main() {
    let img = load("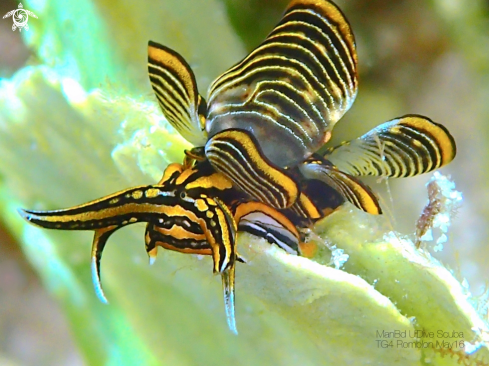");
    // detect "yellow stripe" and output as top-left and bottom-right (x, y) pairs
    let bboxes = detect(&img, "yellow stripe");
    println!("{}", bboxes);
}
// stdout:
(153, 225), (206, 241)
(185, 173), (233, 191)
(402, 115), (456, 166)
(175, 167), (198, 186)
(297, 193), (321, 220)
(157, 241), (212, 256)
(234, 201), (300, 240)
(207, 130), (299, 208)
(158, 163), (183, 184)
